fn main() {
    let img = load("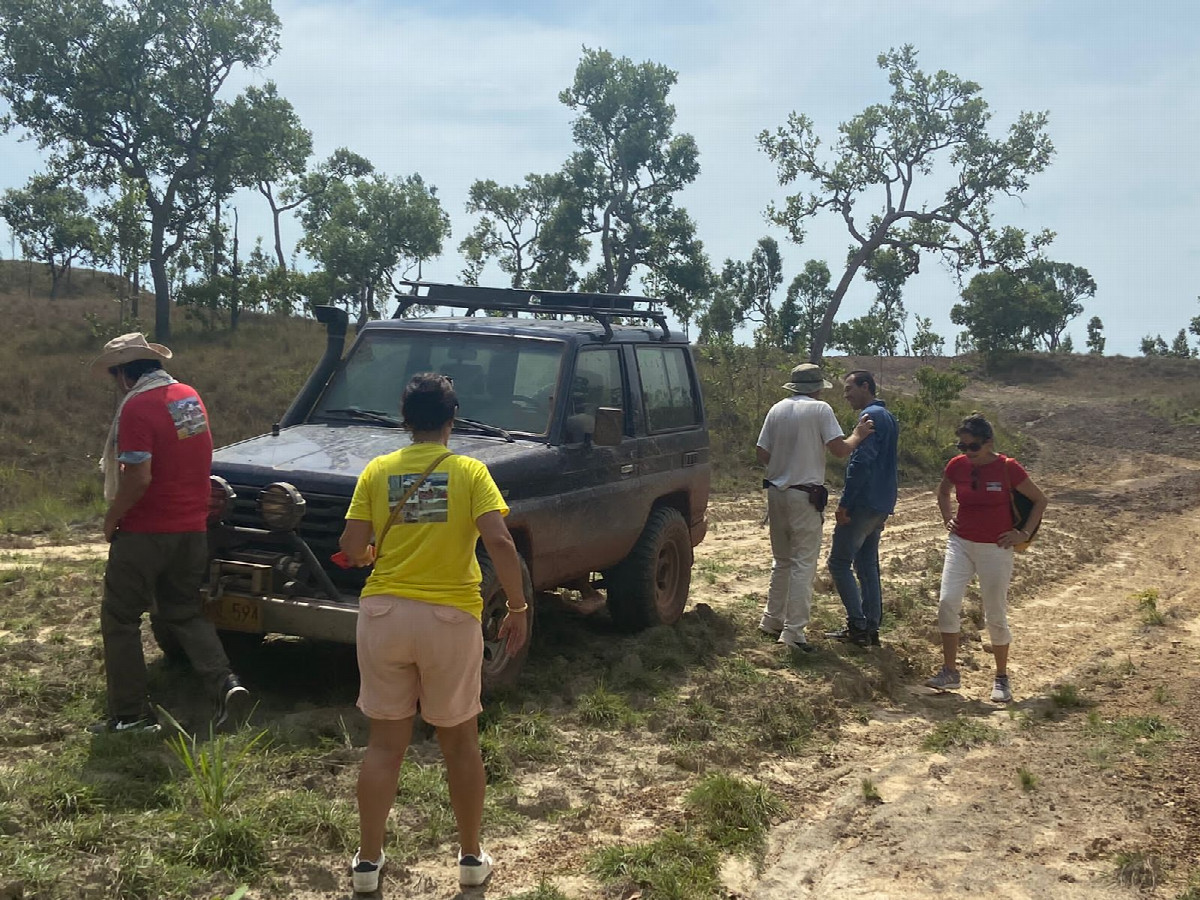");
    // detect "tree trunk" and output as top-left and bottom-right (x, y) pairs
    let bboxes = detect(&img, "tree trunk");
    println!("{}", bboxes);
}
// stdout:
(810, 238), (883, 362)
(272, 207), (286, 271)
